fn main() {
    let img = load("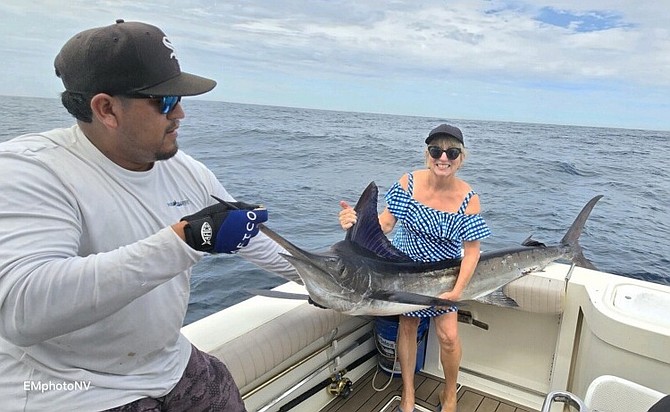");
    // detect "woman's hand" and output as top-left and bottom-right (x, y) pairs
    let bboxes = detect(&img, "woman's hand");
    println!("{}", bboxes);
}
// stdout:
(438, 289), (461, 310)
(338, 200), (357, 230)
